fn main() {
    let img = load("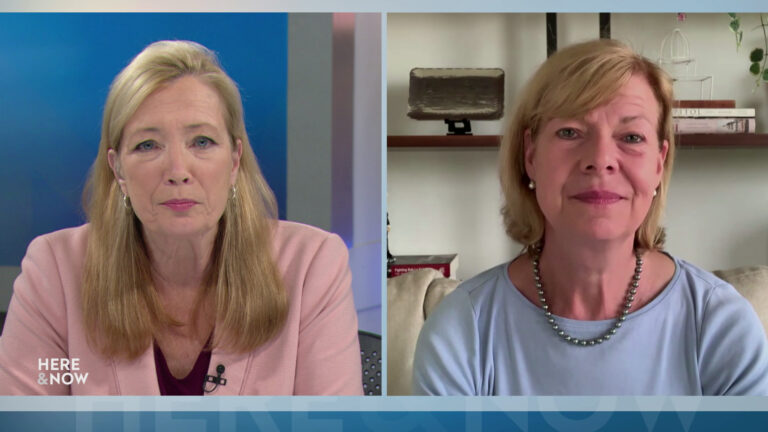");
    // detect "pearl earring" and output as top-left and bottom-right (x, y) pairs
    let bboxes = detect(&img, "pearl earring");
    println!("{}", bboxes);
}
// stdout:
(528, 180), (536, 190)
